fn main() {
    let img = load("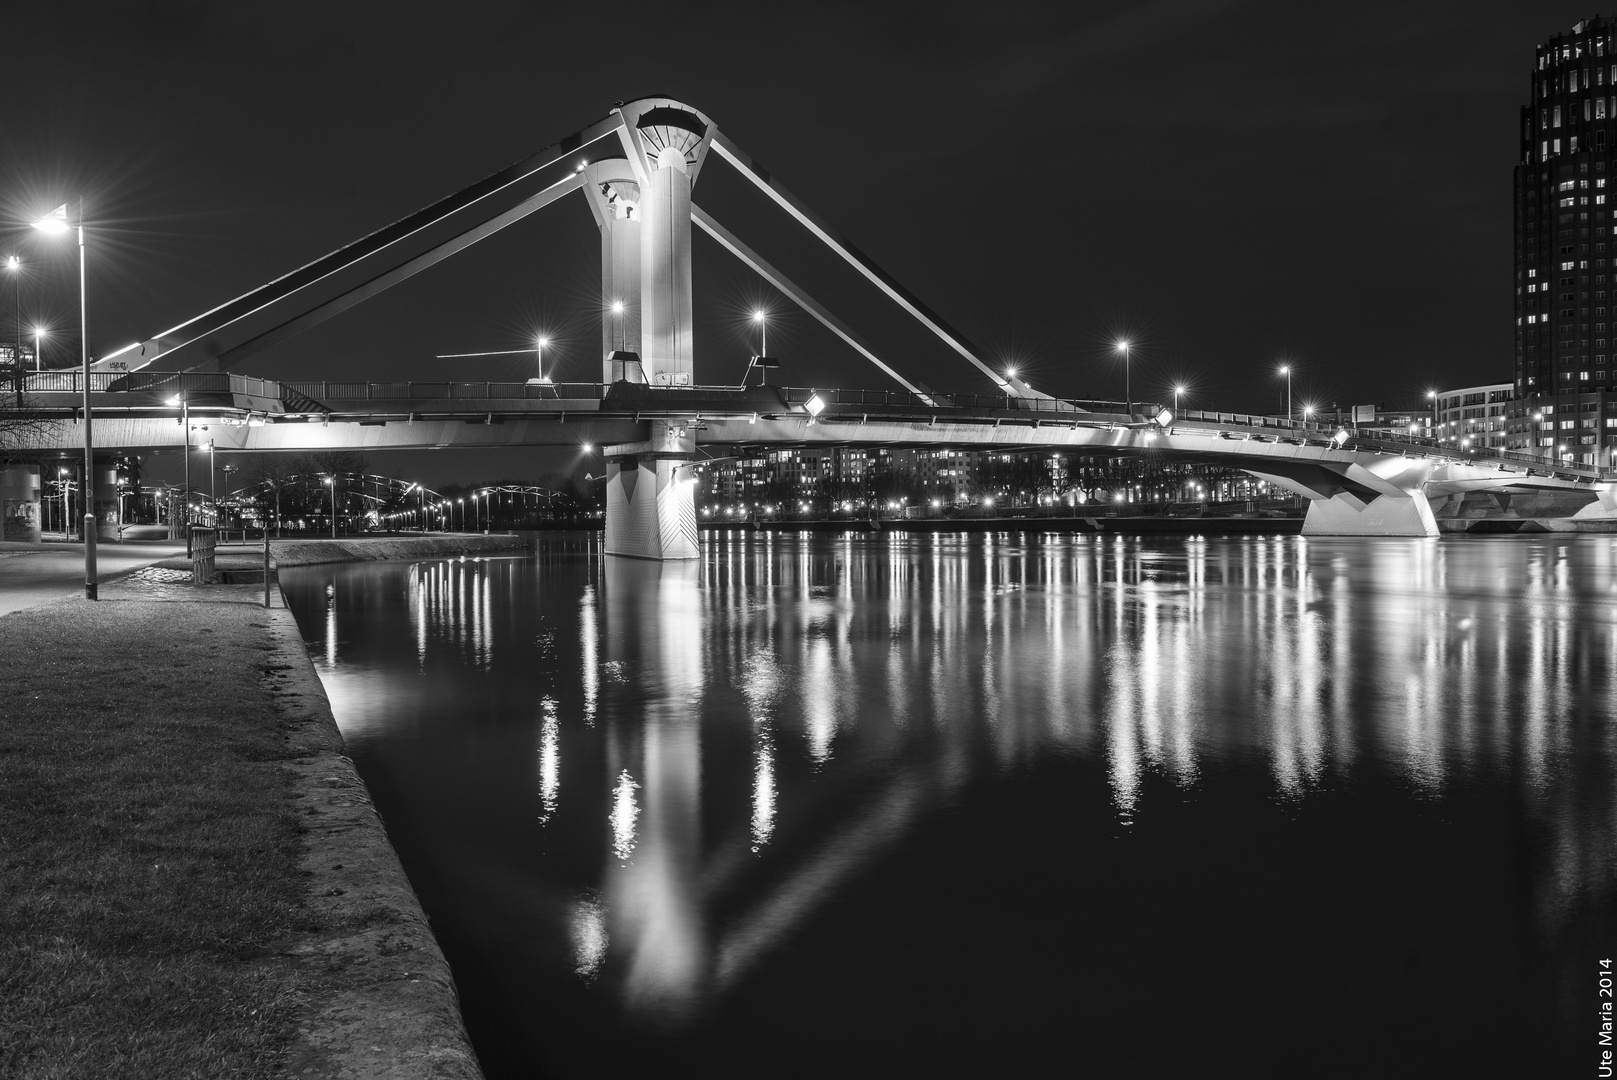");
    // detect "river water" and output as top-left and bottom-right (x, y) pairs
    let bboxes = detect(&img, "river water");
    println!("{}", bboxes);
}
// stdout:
(280, 532), (1617, 1078)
